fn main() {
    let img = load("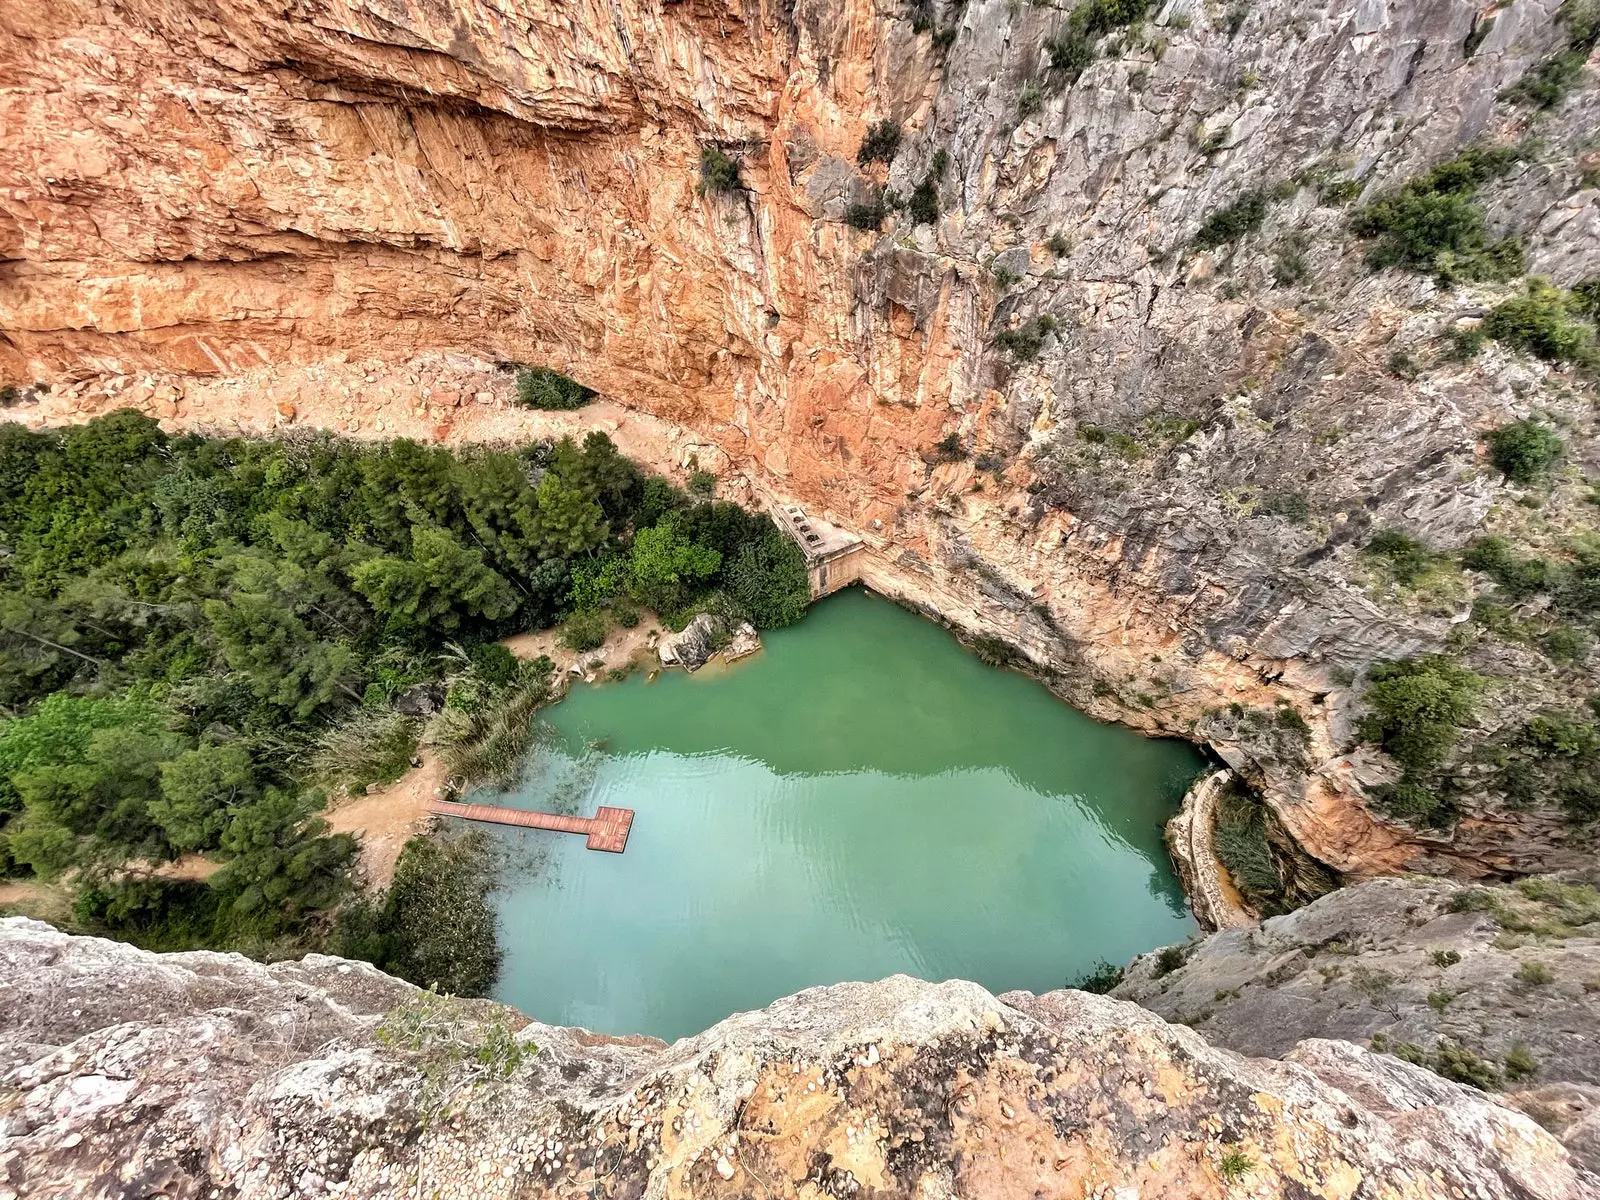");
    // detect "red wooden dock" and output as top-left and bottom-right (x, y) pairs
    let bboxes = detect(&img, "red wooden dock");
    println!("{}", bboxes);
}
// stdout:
(427, 800), (634, 853)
